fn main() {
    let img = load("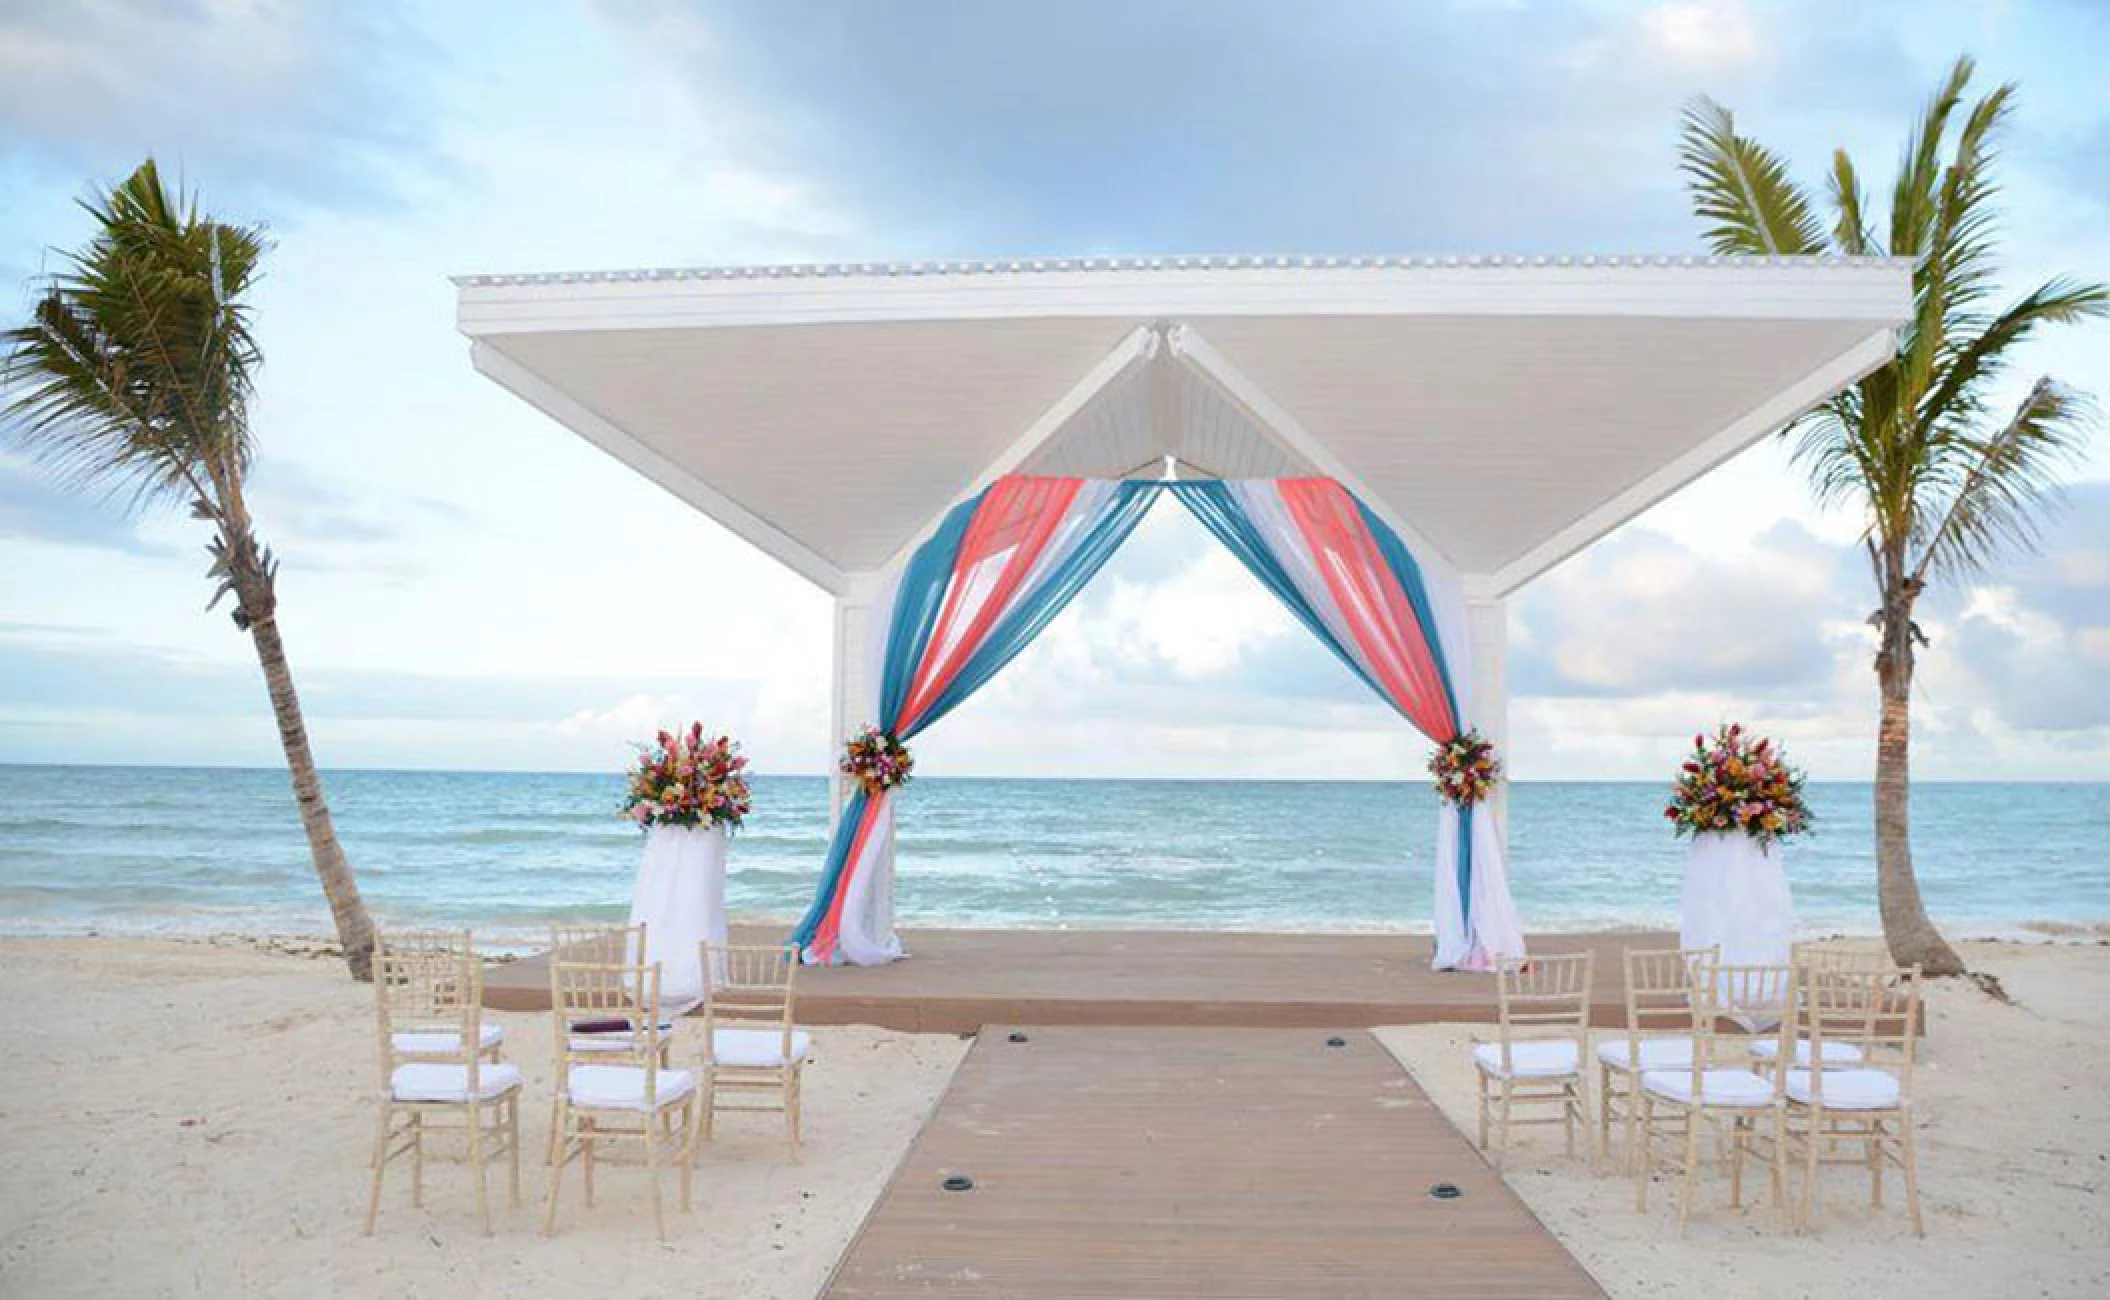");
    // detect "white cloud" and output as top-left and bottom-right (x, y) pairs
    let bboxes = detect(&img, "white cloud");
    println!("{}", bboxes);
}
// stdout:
(1636, 1), (1764, 72)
